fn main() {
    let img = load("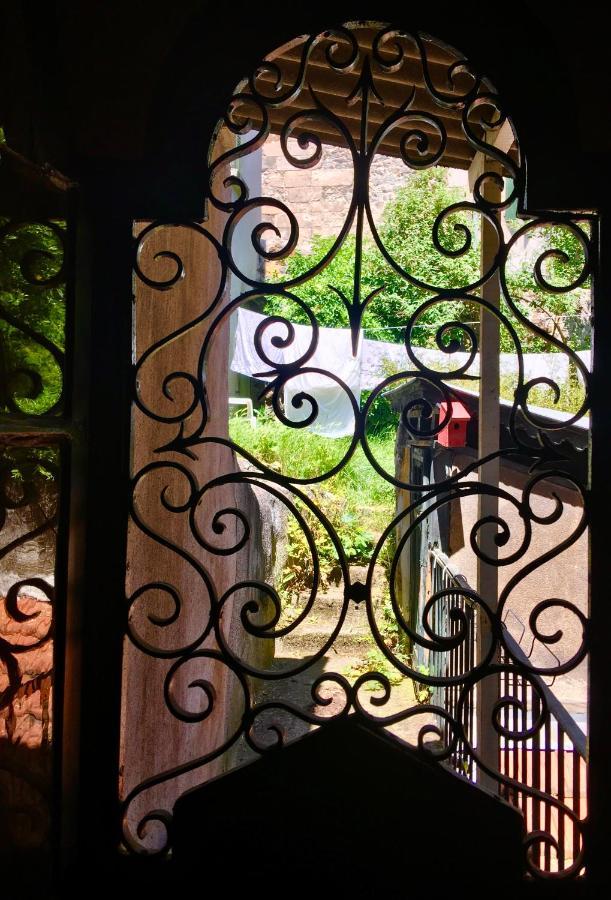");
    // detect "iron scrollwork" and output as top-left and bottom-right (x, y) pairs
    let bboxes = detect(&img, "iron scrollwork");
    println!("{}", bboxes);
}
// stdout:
(126, 22), (593, 878)
(0, 218), (66, 416)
